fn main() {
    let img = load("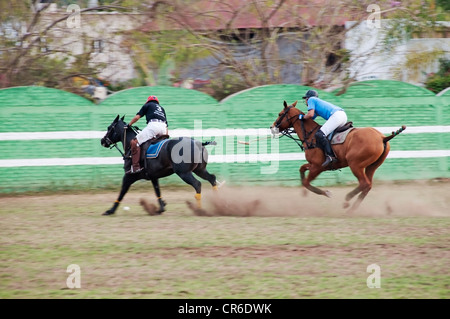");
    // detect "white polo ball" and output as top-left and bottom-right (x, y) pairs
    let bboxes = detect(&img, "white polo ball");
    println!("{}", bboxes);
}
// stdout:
(123, 206), (130, 211)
